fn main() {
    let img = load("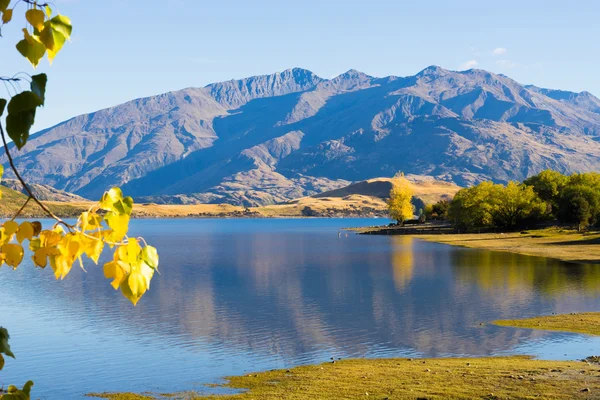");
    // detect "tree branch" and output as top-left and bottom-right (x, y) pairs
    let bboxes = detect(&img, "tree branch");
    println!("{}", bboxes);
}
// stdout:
(0, 121), (73, 228)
